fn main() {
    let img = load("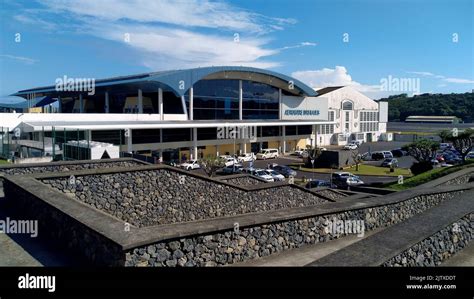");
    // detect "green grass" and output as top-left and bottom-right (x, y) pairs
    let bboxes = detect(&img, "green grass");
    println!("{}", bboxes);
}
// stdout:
(0, 159), (9, 165)
(384, 160), (474, 191)
(289, 163), (411, 177)
(387, 131), (433, 136)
